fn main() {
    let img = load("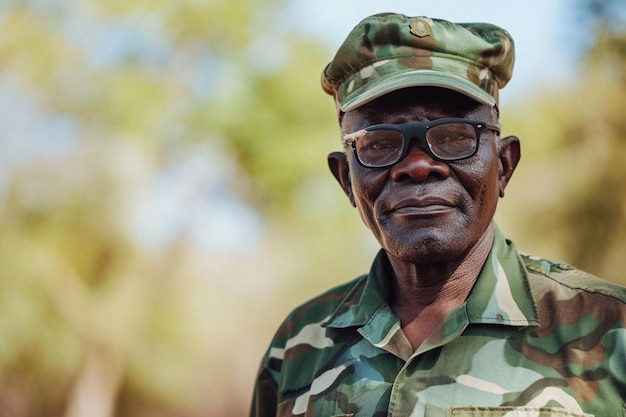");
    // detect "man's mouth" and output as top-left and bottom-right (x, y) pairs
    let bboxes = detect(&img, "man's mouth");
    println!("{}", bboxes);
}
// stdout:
(389, 196), (456, 216)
